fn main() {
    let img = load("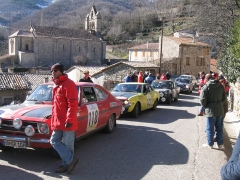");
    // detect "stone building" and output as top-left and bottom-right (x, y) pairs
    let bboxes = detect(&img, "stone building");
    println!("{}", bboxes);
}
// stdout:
(1, 6), (105, 70)
(128, 36), (211, 77)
